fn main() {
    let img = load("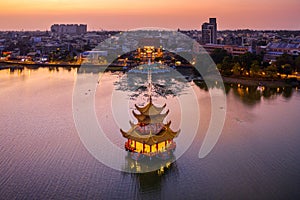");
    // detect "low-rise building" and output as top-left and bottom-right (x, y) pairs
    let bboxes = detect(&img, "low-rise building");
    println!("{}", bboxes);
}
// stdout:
(203, 44), (250, 56)
(264, 42), (300, 62)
